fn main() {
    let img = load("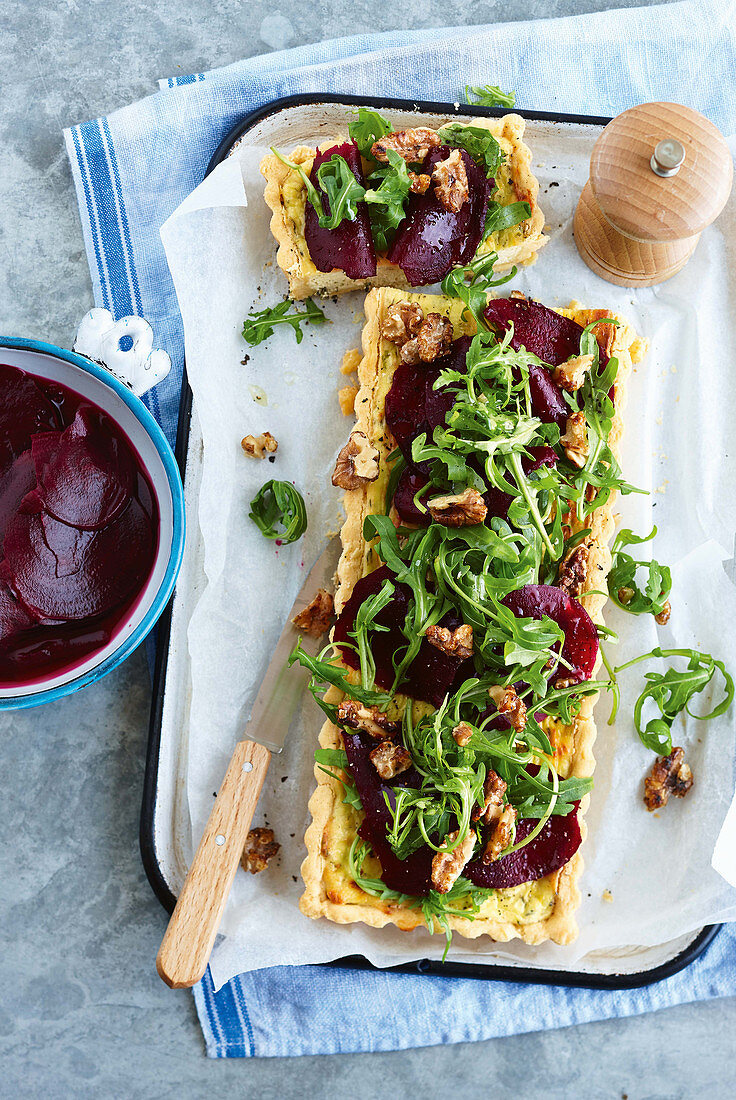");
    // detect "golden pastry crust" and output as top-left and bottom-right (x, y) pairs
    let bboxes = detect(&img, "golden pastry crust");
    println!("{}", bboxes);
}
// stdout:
(261, 115), (547, 300)
(301, 289), (646, 948)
